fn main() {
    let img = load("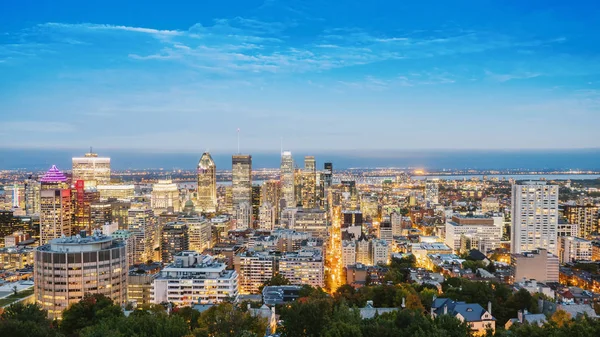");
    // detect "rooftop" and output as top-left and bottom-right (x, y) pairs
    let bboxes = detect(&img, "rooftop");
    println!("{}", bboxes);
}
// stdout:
(40, 165), (67, 183)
